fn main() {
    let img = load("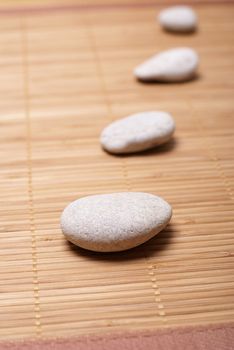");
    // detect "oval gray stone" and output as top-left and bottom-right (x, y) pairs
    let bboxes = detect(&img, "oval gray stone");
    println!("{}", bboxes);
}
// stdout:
(159, 6), (197, 33)
(134, 47), (199, 82)
(61, 192), (172, 252)
(100, 111), (175, 154)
